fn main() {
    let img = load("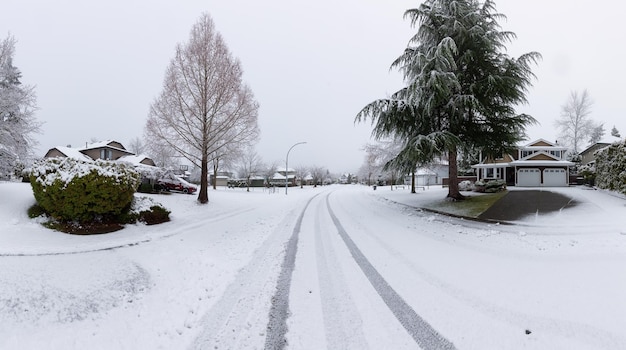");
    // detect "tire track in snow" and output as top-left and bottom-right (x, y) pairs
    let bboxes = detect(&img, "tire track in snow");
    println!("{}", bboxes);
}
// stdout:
(189, 203), (308, 350)
(325, 195), (457, 350)
(345, 190), (626, 349)
(312, 194), (368, 349)
(263, 193), (322, 350)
